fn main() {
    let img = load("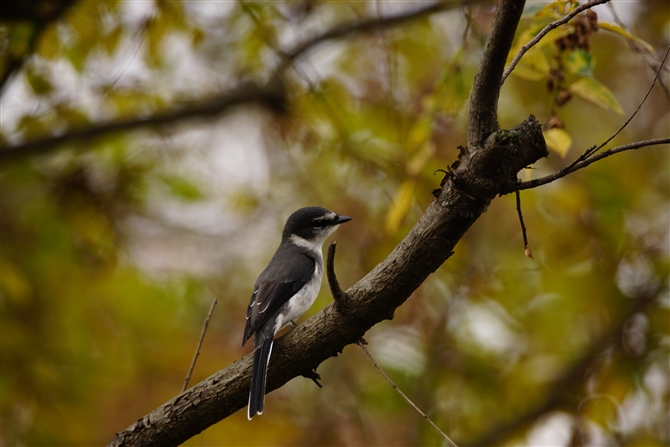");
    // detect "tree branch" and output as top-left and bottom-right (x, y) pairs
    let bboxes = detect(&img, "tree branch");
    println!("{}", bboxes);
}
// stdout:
(507, 137), (670, 192)
(276, 2), (459, 74)
(467, 0), (525, 147)
(501, 0), (610, 84)
(0, 0), (76, 96)
(0, 80), (287, 162)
